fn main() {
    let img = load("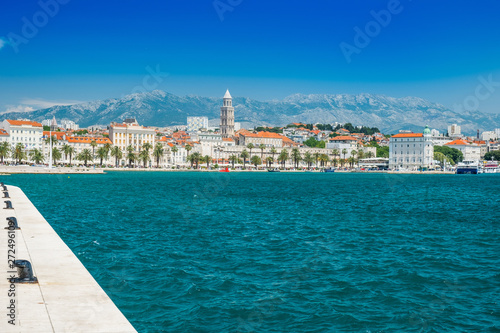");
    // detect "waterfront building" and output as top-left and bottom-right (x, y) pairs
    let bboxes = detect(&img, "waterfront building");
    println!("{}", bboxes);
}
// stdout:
(220, 90), (235, 138)
(448, 124), (462, 138)
(326, 136), (359, 158)
(359, 158), (389, 170)
(239, 131), (283, 148)
(389, 126), (434, 170)
(2, 119), (43, 152)
(187, 117), (209, 133)
(109, 119), (156, 153)
(444, 139), (481, 162)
